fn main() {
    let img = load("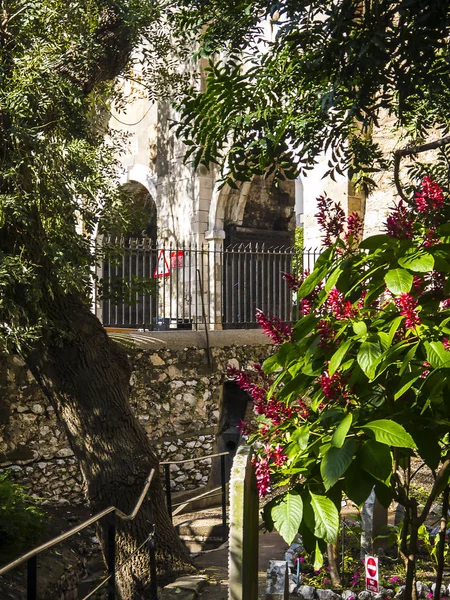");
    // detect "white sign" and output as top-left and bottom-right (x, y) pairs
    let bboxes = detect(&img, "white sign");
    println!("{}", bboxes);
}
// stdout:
(153, 250), (170, 278)
(365, 555), (379, 593)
